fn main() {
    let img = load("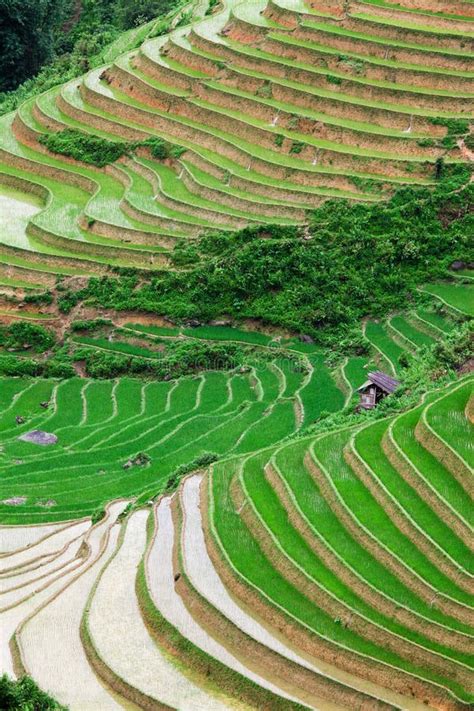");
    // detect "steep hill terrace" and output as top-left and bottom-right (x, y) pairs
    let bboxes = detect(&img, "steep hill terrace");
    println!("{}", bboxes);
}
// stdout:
(2, 375), (471, 710)
(0, 0), (472, 283)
